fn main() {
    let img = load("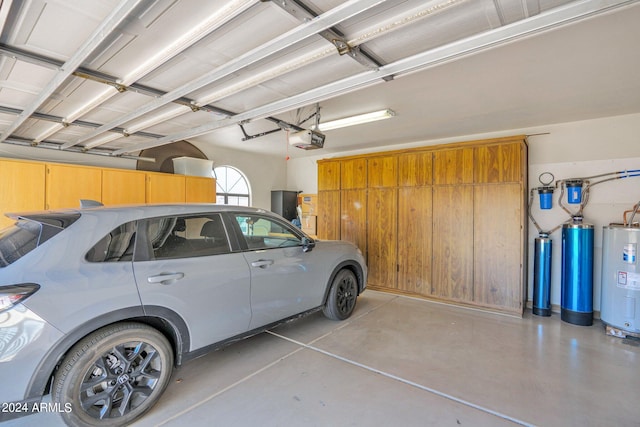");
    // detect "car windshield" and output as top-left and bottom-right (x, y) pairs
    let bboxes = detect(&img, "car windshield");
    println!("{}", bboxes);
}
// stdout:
(0, 213), (80, 267)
